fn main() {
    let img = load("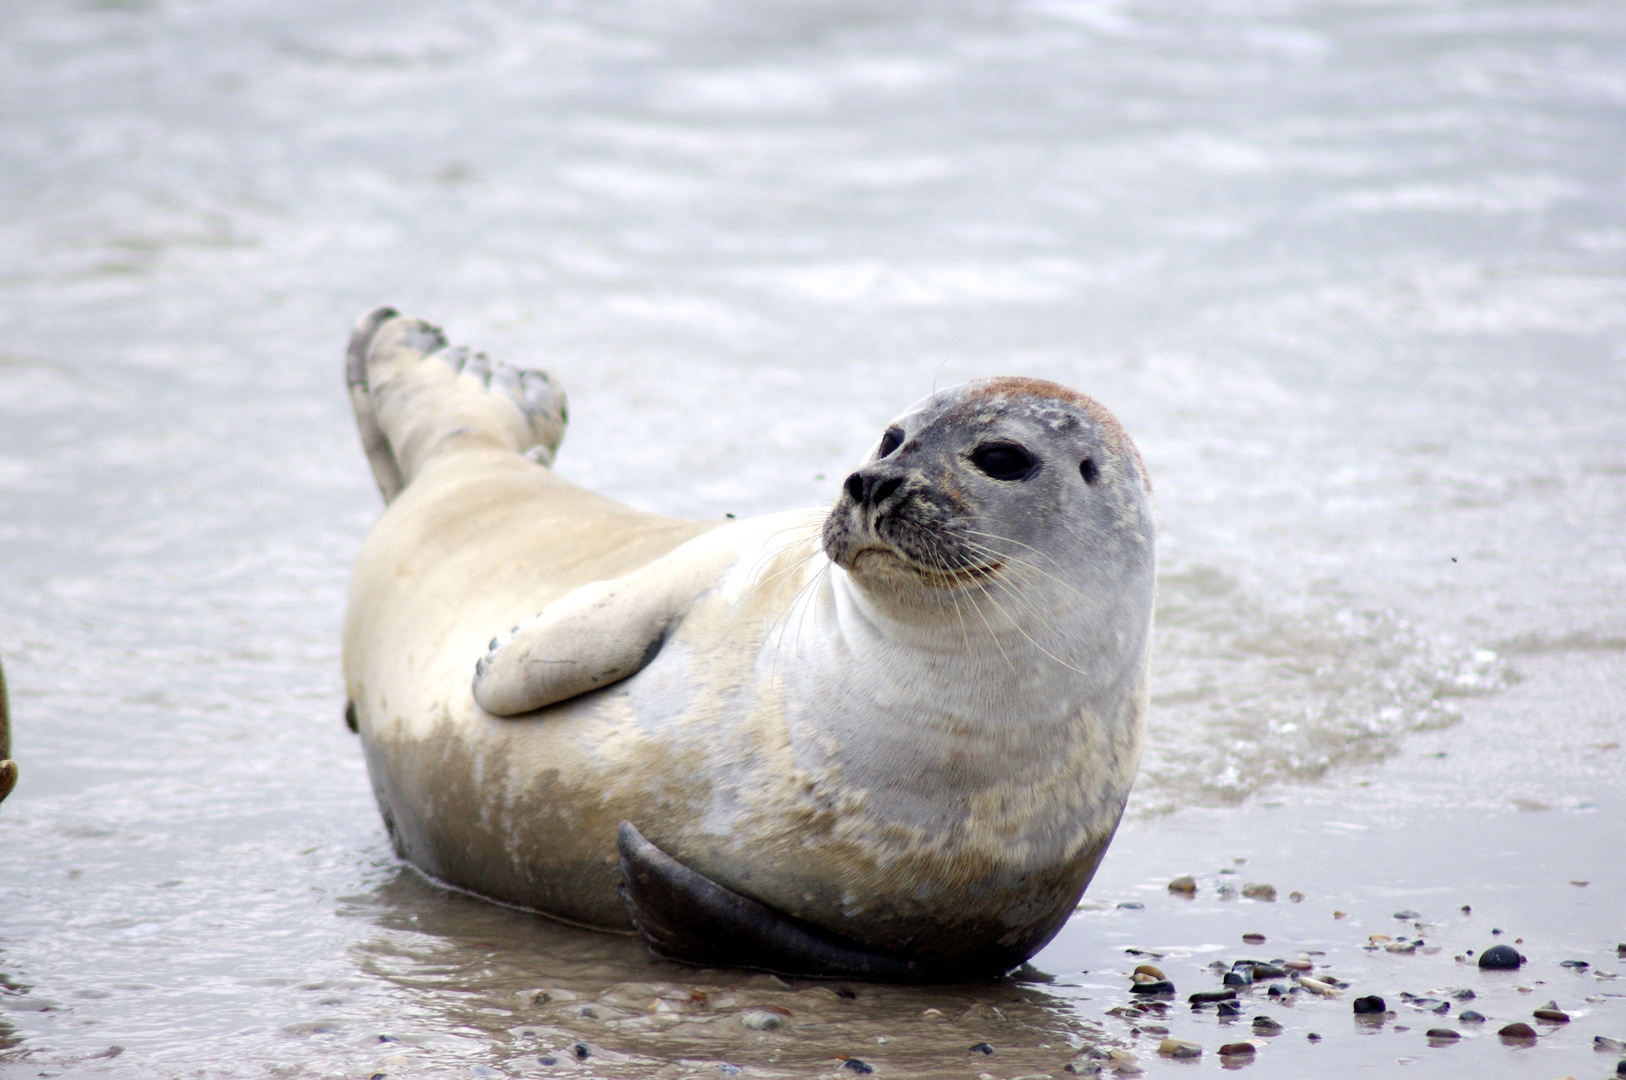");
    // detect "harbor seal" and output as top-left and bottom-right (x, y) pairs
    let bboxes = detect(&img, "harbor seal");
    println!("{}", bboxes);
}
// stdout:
(343, 308), (1155, 981)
